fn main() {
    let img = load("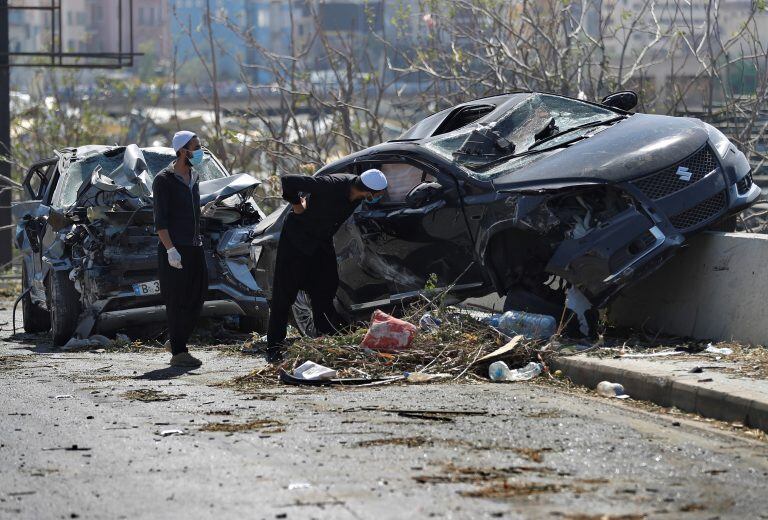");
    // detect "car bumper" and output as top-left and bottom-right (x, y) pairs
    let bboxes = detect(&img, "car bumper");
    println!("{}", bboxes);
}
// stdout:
(547, 145), (759, 304)
(81, 249), (267, 333)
